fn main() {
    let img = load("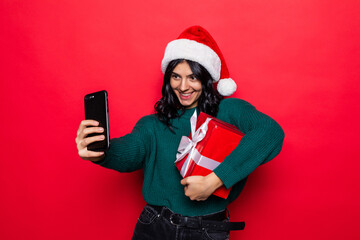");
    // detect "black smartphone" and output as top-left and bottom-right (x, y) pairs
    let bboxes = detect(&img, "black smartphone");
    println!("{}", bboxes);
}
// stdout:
(84, 90), (110, 152)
